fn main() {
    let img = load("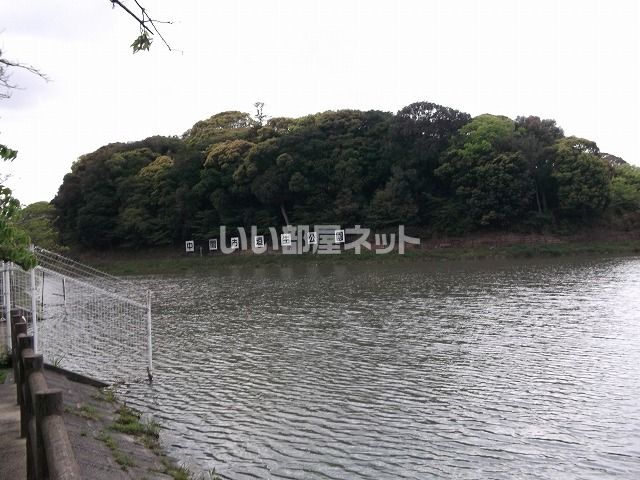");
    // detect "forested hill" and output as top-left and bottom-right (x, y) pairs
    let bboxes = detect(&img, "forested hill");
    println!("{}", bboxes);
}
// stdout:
(51, 101), (640, 249)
